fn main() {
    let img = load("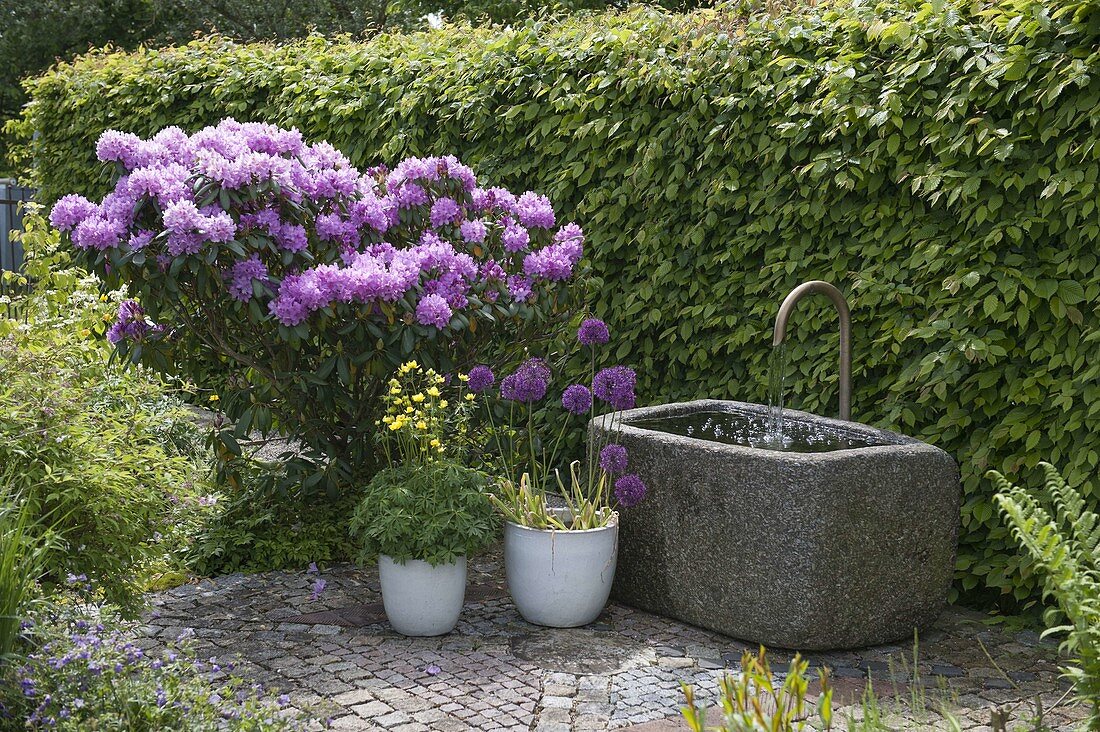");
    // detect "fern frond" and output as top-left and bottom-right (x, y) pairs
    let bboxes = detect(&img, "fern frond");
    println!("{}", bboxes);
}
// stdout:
(1040, 462), (1100, 568)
